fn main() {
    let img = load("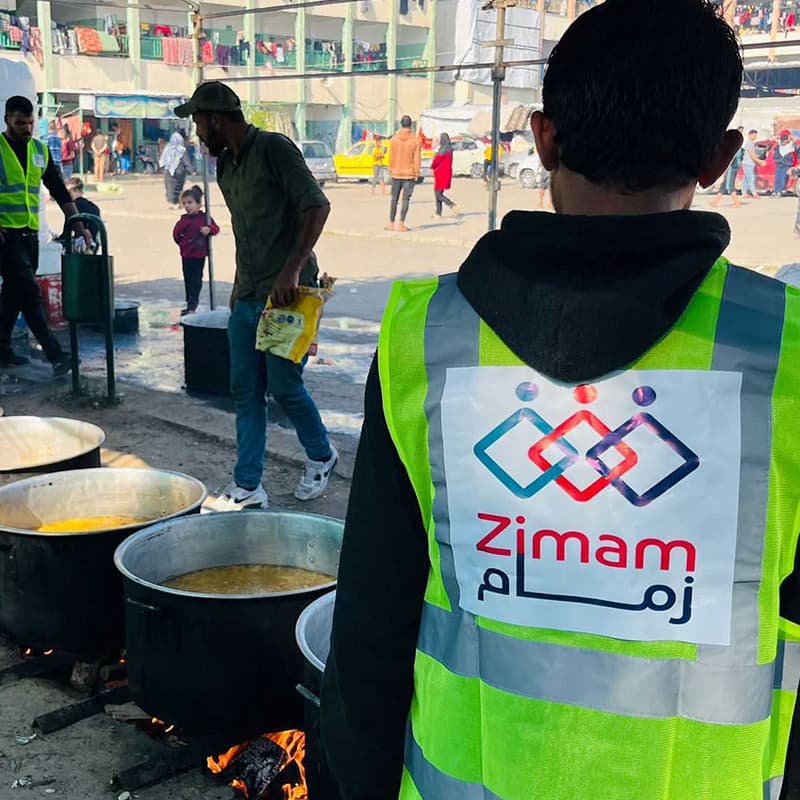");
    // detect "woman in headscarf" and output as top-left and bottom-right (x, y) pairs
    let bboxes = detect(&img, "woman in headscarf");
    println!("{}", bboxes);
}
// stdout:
(159, 129), (192, 209)
(431, 132), (460, 220)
